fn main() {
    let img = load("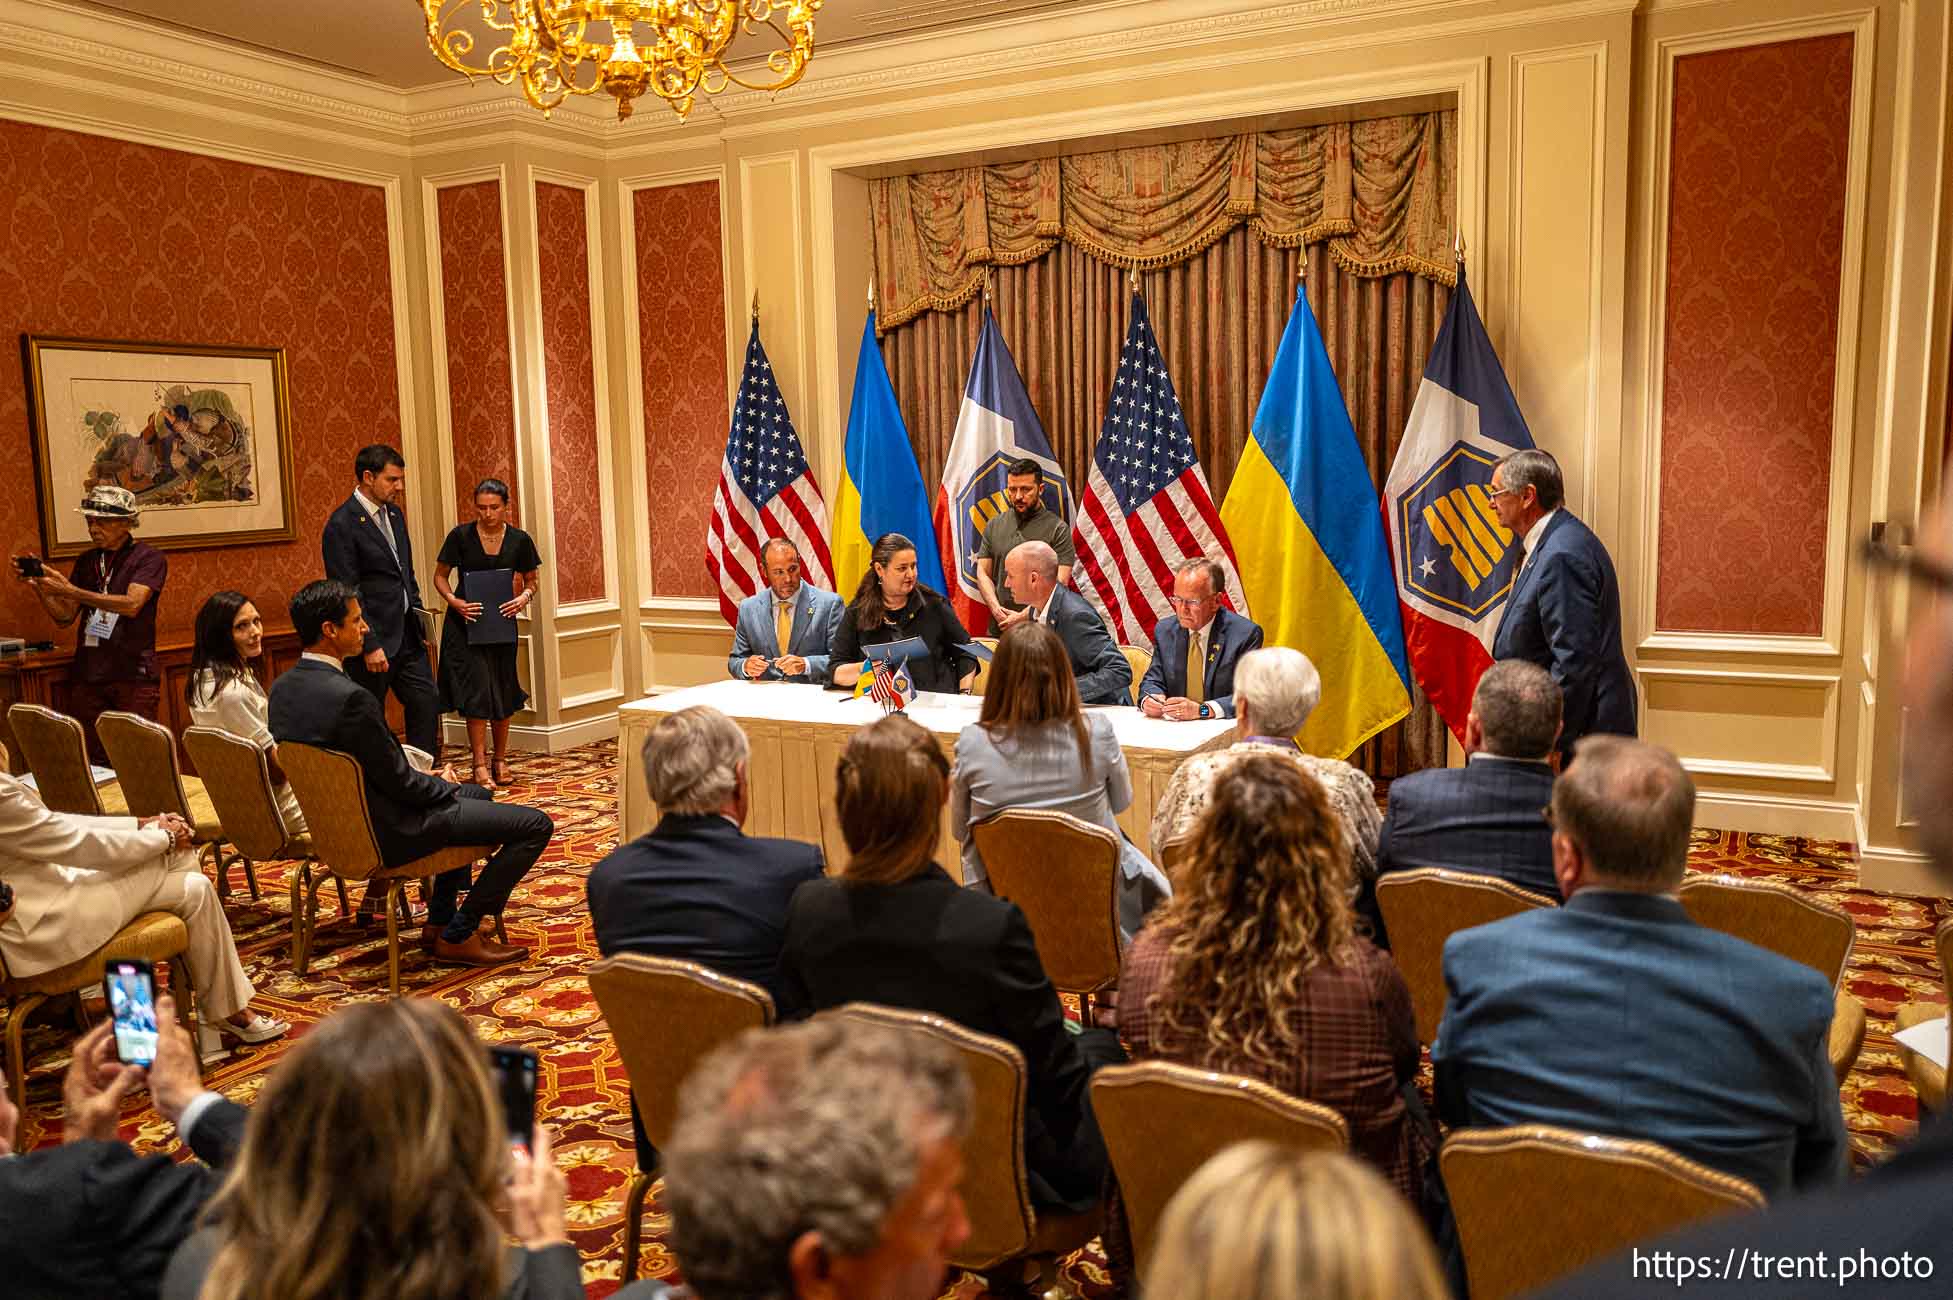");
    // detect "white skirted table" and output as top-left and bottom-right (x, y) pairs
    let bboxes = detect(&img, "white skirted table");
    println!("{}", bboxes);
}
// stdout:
(615, 679), (1235, 877)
